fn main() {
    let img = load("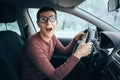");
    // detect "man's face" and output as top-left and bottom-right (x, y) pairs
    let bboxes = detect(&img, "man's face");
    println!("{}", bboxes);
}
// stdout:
(37, 11), (58, 38)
